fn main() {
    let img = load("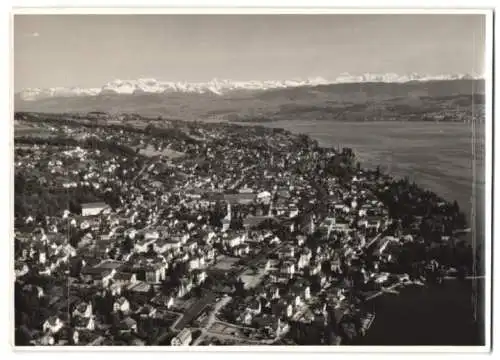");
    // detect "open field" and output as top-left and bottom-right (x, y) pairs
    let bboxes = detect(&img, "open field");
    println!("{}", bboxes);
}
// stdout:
(172, 292), (217, 331)
(212, 256), (240, 271)
(14, 121), (54, 138)
(239, 267), (267, 289)
(137, 144), (185, 159)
